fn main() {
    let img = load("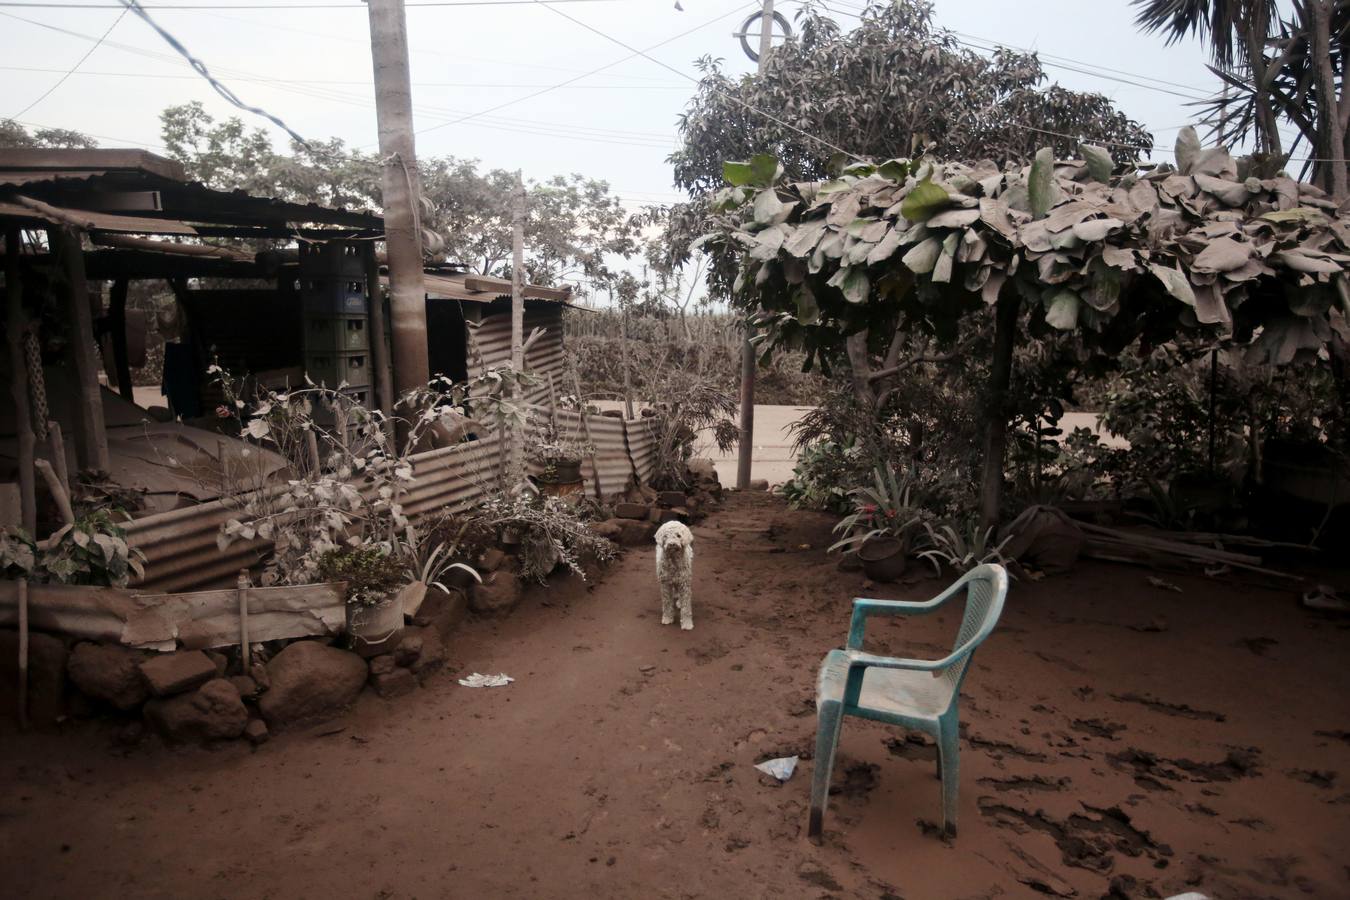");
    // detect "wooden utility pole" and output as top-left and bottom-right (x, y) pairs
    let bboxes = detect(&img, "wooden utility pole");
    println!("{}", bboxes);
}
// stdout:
(507, 172), (526, 489)
(736, 0), (775, 490)
(366, 0), (429, 408)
